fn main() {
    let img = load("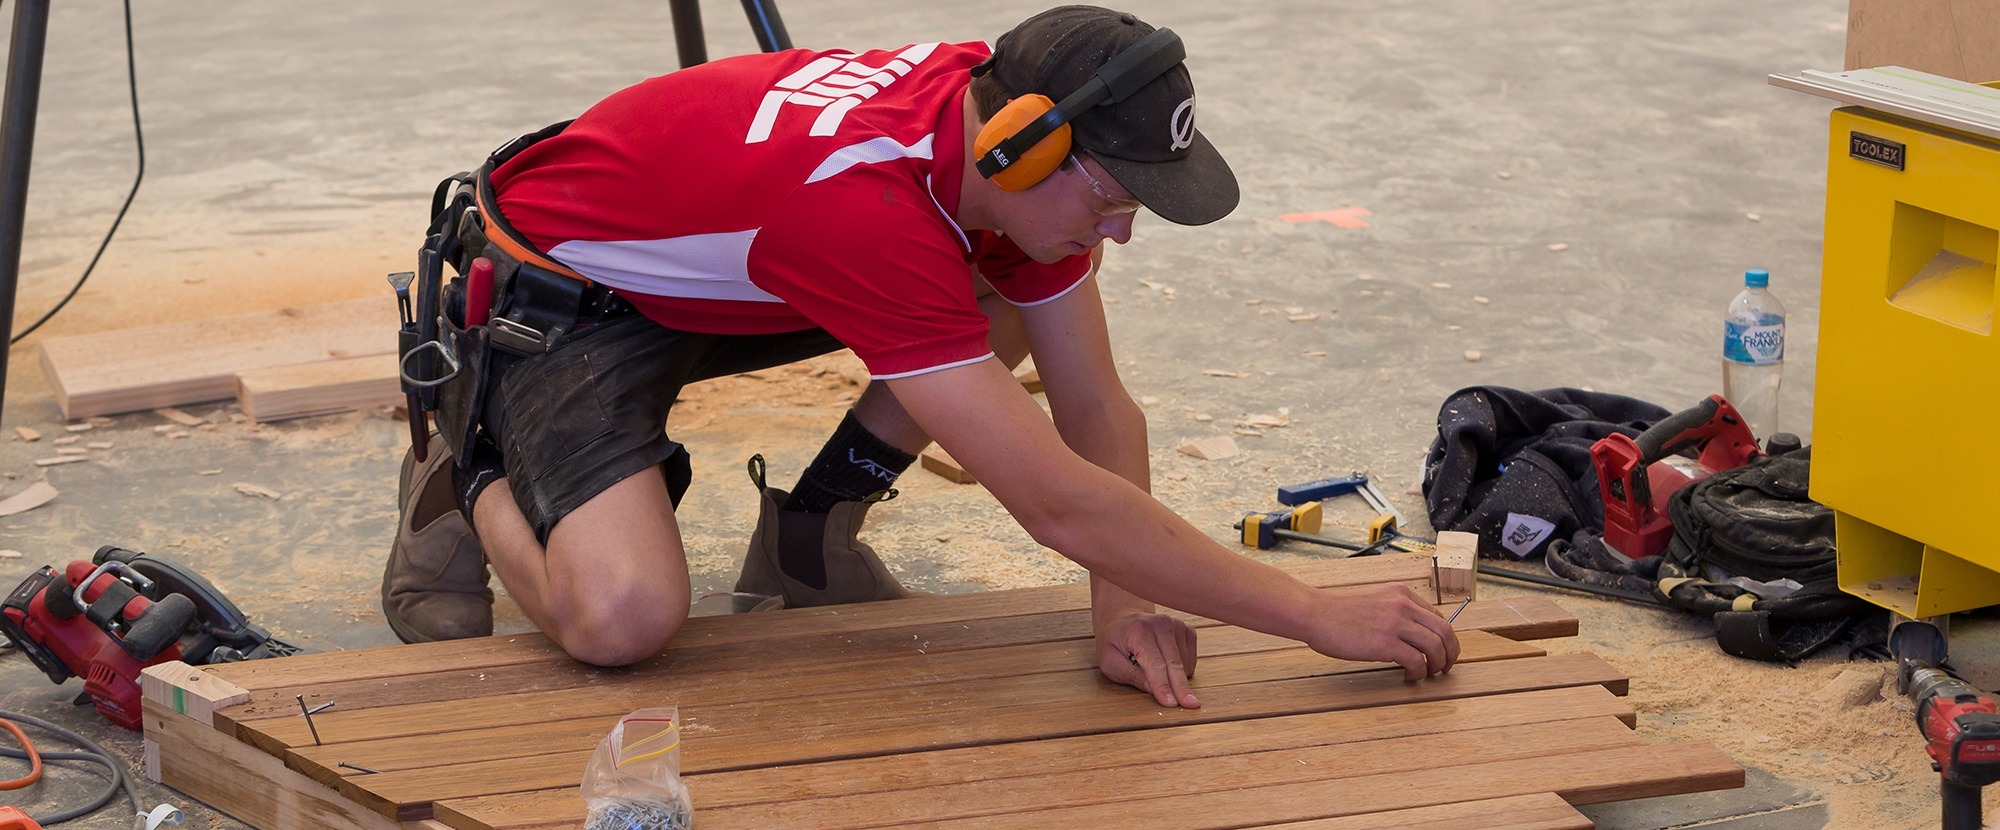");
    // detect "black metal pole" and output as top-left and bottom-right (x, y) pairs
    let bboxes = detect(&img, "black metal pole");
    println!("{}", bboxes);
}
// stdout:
(668, 0), (708, 68)
(0, 0), (50, 422)
(740, 0), (792, 52)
